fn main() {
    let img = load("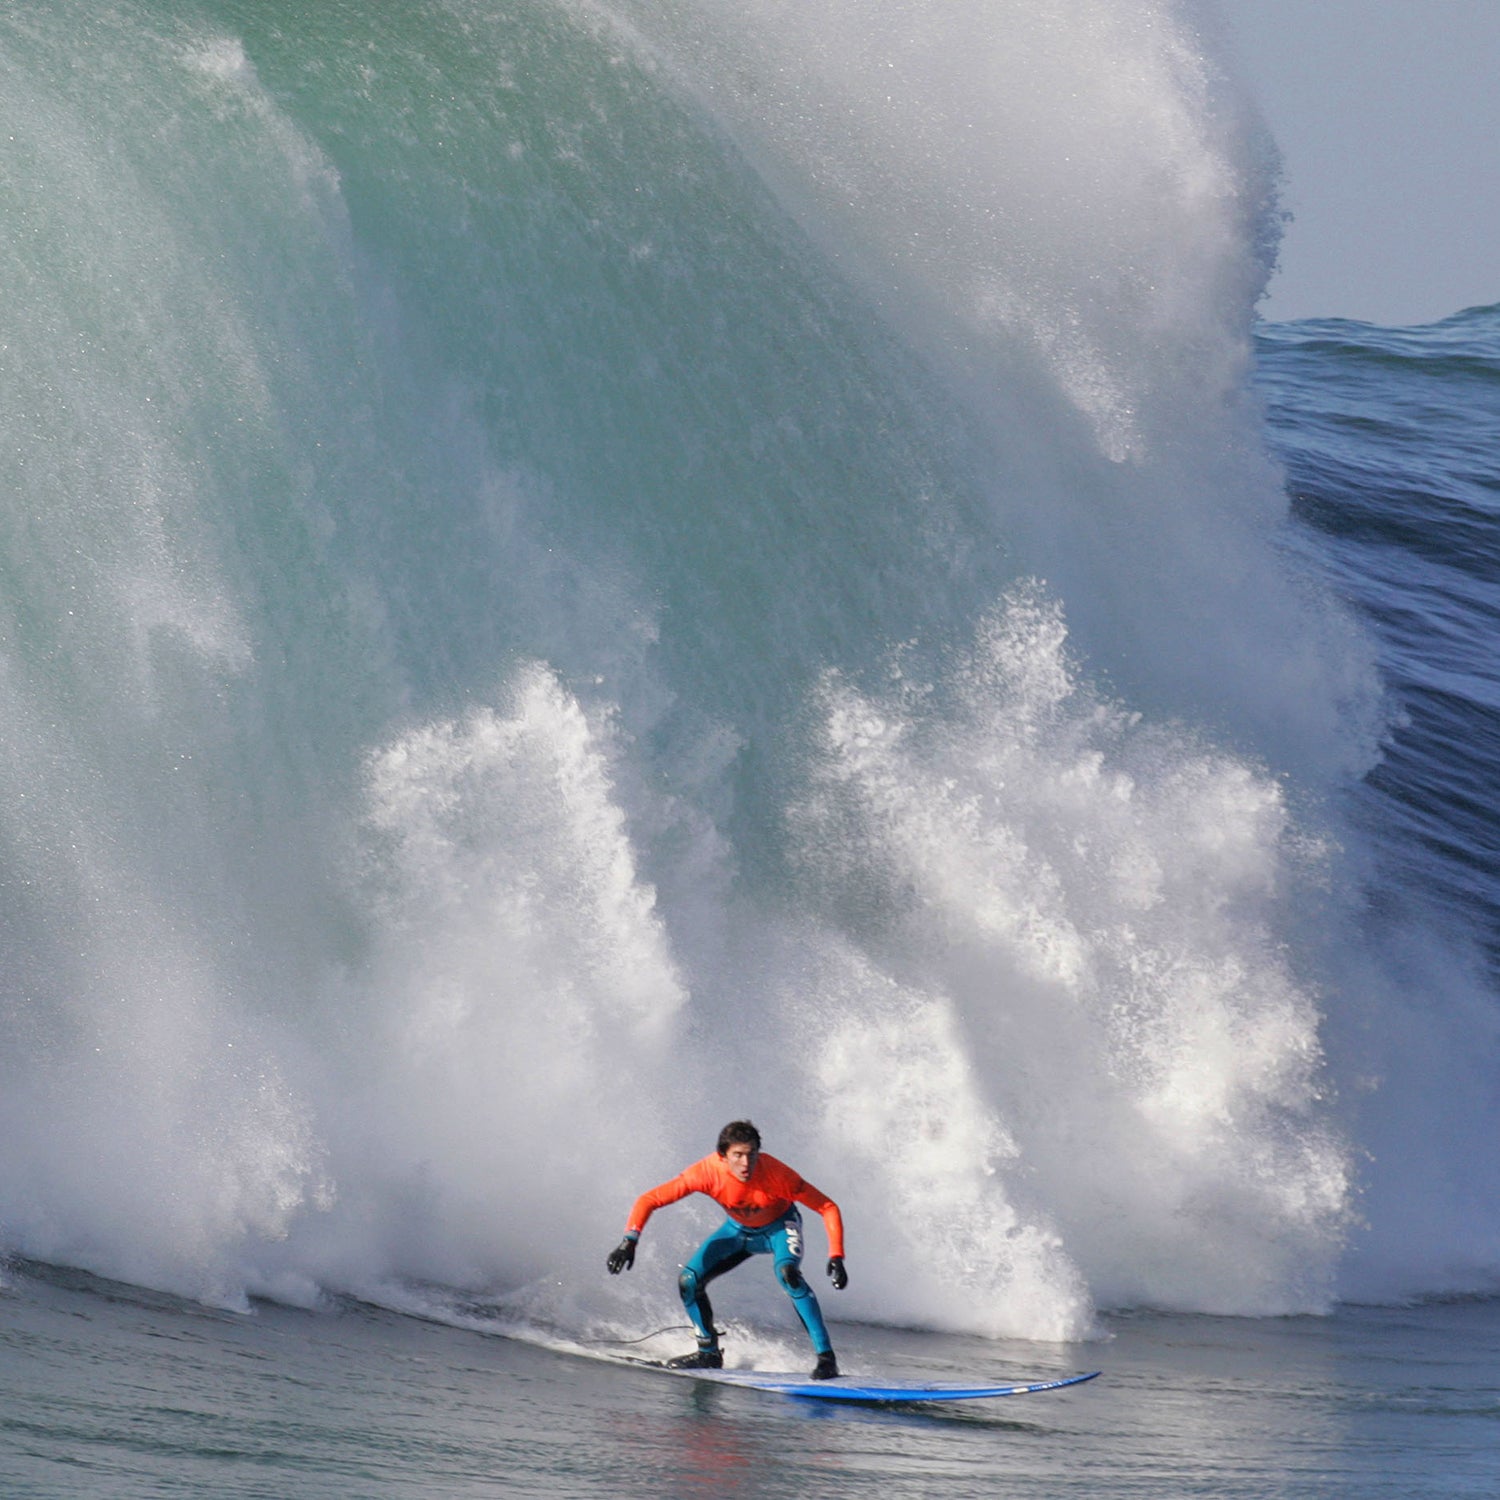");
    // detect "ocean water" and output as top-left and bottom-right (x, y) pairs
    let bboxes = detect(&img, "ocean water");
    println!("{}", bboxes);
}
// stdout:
(2, 0), (1498, 1494)
(5, 1259), (1500, 1499)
